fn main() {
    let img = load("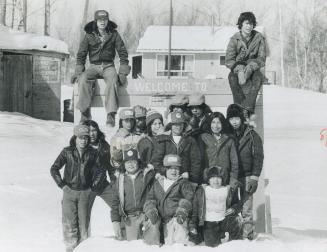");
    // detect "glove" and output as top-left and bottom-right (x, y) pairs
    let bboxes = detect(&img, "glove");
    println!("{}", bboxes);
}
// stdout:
(112, 222), (123, 240)
(246, 178), (258, 194)
(244, 64), (254, 81)
(229, 178), (240, 192)
(118, 65), (131, 86)
(145, 209), (159, 225)
(233, 64), (245, 74)
(70, 74), (80, 84)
